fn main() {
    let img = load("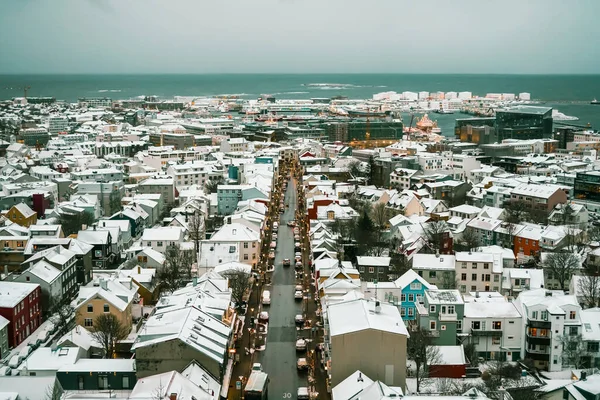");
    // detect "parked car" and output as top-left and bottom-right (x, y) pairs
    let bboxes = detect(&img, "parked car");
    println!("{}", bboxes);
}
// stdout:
(269, 252), (275, 259)
(287, 221), (296, 227)
(297, 387), (309, 400)
(259, 311), (269, 323)
(294, 290), (303, 300)
(296, 339), (307, 351)
(270, 241), (276, 249)
(252, 363), (263, 371)
(297, 357), (308, 370)
(295, 242), (301, 250)
(294, 234), (300, 241)
(295, 255), (302, 263)
(272, 233), (278, 240)
(295, 284), (303, 291)
(295, 314), (305, 324)
(283, 258), (291, 267)
(295, 261), (302, 269)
